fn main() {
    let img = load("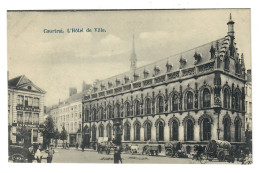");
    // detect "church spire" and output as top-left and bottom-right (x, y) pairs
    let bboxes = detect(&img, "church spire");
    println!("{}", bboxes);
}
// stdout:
(227, 13), (235, 37)
(130, 35), (137, 72)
